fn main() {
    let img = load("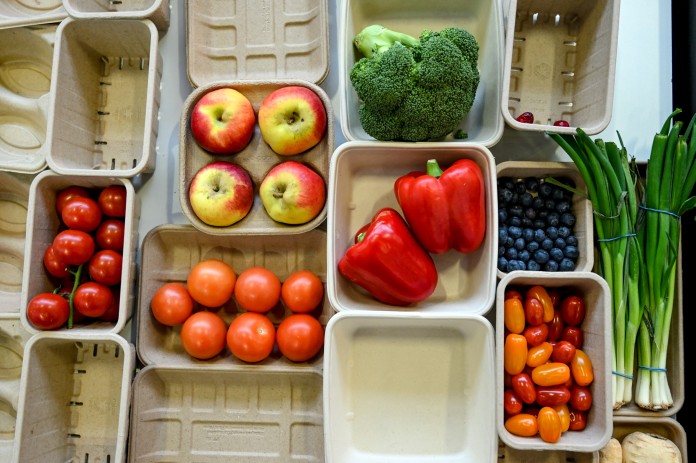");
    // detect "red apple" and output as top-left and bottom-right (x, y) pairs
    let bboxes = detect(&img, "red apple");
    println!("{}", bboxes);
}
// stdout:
(190, 87), (256, 155)
(259, 161), (326, 225)
(257, 86), (327, 156)
(189, 161), (254, 227)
